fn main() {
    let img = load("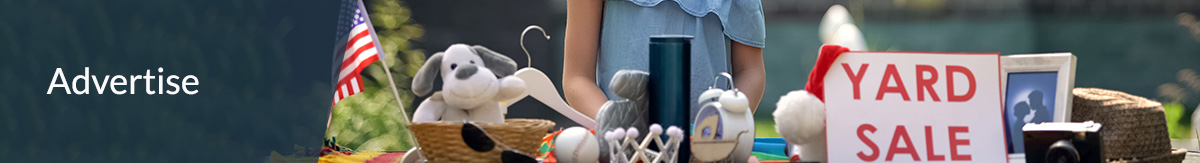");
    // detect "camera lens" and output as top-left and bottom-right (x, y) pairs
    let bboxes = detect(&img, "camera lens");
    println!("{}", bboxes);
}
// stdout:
(1045, 140), (1080, 163)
